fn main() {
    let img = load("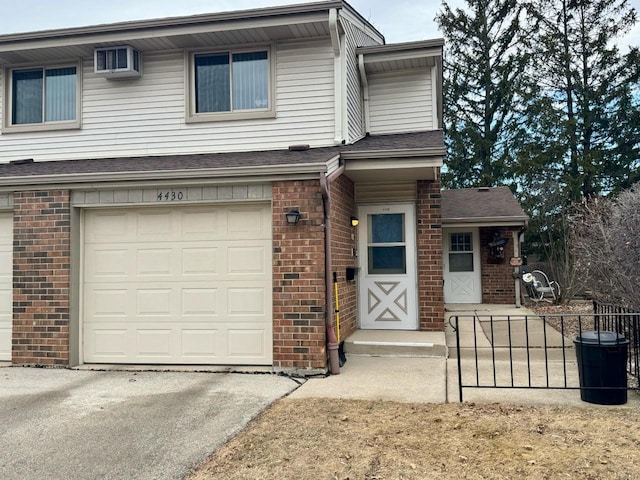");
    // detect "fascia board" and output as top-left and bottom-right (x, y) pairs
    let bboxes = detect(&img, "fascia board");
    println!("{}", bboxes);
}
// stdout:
(341, 148), (446, 159)
(443, 218), (529, 227)
(0, 161), (335, 189)
(0, 12), (330, 52)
